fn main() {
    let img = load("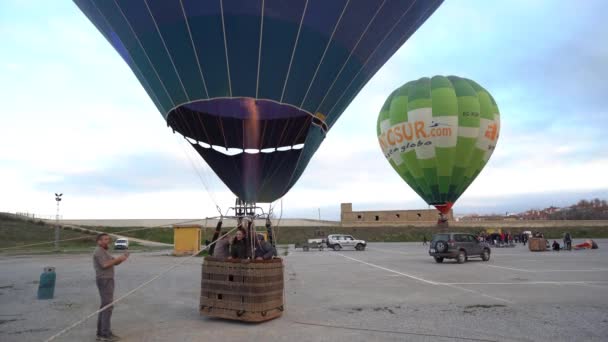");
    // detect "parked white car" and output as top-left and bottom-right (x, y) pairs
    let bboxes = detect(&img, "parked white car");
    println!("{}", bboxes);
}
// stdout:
(326, 234), (366, 251)
(114, 238), (129, 250)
